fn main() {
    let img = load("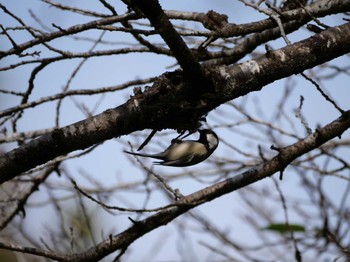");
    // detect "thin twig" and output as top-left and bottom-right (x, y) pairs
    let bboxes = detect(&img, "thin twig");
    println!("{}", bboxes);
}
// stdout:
(301, 72), (345, 114)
